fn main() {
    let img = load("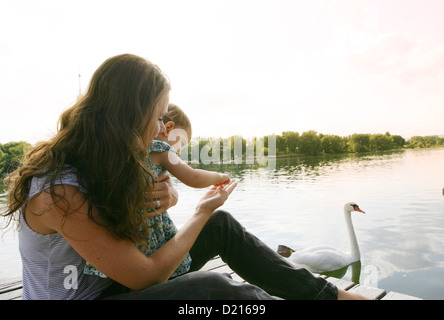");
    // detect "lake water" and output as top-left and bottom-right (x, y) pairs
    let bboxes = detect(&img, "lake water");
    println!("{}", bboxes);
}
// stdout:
(1, 147), (444, 299)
